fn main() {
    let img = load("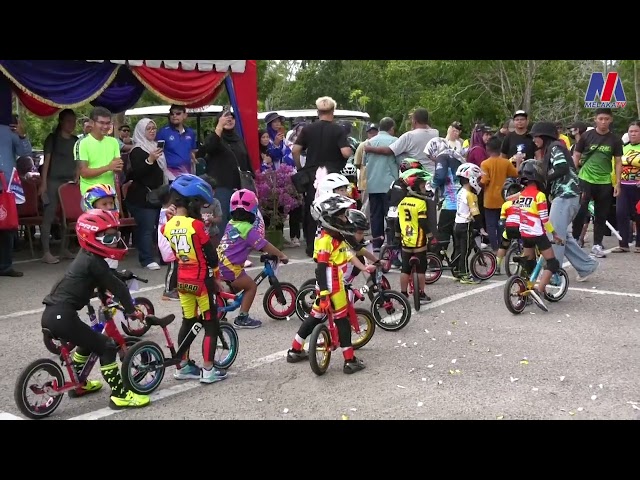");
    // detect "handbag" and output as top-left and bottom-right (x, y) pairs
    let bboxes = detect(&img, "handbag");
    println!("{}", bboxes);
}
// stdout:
(0, 172), (19, 231)
(291, 168), (313, 194)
